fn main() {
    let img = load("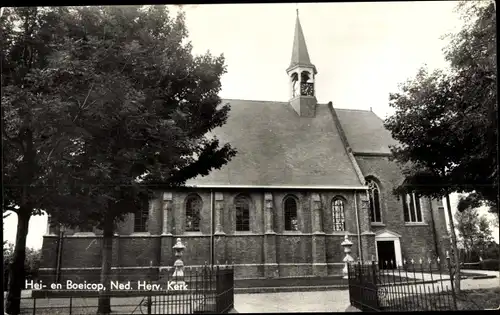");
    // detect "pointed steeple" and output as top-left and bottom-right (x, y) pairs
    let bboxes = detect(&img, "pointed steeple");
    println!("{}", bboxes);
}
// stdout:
(287, 9), (316, 74)
(286, 9), (318, 117)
